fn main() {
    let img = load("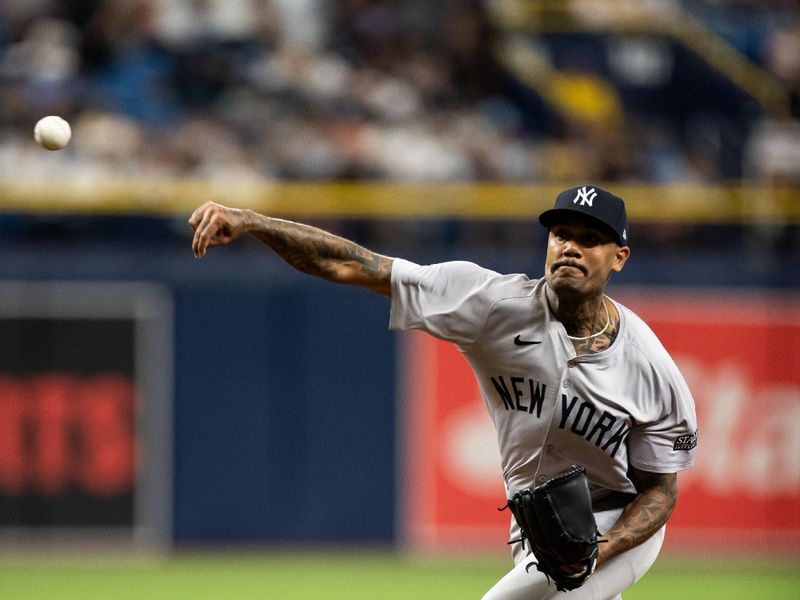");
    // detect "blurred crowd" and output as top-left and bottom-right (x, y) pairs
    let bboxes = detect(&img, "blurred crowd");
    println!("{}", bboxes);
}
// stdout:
(0, 0), (799, 185)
